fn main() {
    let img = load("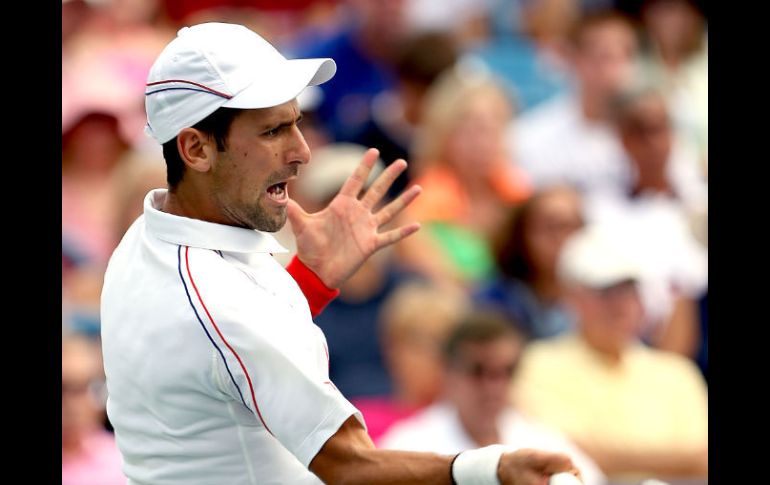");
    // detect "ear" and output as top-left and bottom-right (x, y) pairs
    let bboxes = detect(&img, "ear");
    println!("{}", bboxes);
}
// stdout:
(177, 127), (218, 174)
